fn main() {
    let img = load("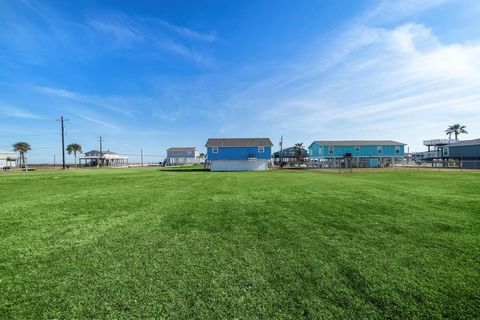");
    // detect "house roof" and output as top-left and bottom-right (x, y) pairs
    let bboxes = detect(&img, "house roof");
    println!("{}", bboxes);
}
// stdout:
(0, 150), (16, 156)
(167, 147), (197, 152)
(84, 150), (117, 155)
(205, 138), (273, 147)
(310, 140), (405, 147)
(446, 138), (480, 147)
